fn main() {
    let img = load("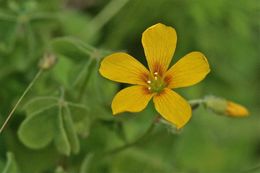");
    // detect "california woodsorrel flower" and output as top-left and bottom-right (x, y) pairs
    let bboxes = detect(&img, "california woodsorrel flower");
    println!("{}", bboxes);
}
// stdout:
(99, 23), (210, 129)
